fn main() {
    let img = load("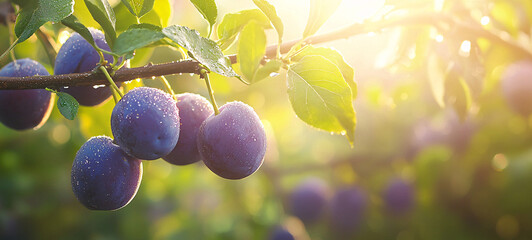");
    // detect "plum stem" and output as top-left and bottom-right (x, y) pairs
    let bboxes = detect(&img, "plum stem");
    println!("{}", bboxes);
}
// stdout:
(159, 75), (177, 101)
(201, 69), (220, 115)
(97, 48), (121, 58)
(99, 66), (124, 101)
